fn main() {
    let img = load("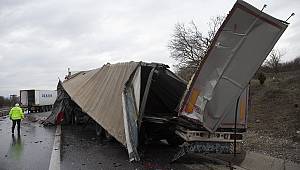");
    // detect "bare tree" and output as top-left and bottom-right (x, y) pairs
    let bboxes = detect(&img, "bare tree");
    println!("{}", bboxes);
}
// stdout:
(168, 16), (224, 80)
(265, 49), (285, 78)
